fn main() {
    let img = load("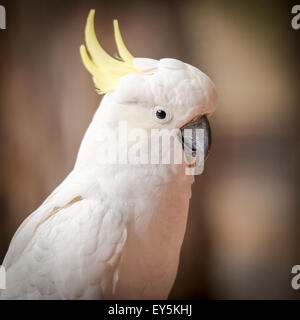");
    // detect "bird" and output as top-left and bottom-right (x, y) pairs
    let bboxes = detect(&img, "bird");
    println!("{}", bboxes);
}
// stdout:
(0, 9), (217, 300)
